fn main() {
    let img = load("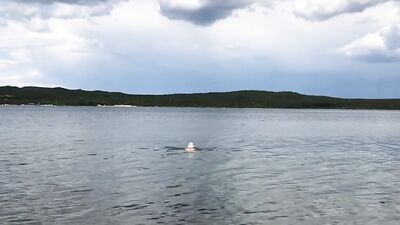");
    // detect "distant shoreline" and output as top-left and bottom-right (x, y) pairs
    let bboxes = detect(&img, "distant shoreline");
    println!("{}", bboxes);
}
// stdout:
(1, 86), (400, 110)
